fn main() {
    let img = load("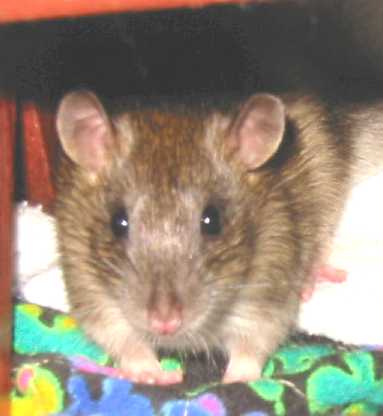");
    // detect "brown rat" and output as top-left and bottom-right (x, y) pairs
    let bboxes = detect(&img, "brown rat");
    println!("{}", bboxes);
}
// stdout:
(54, 90), (377, 385)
